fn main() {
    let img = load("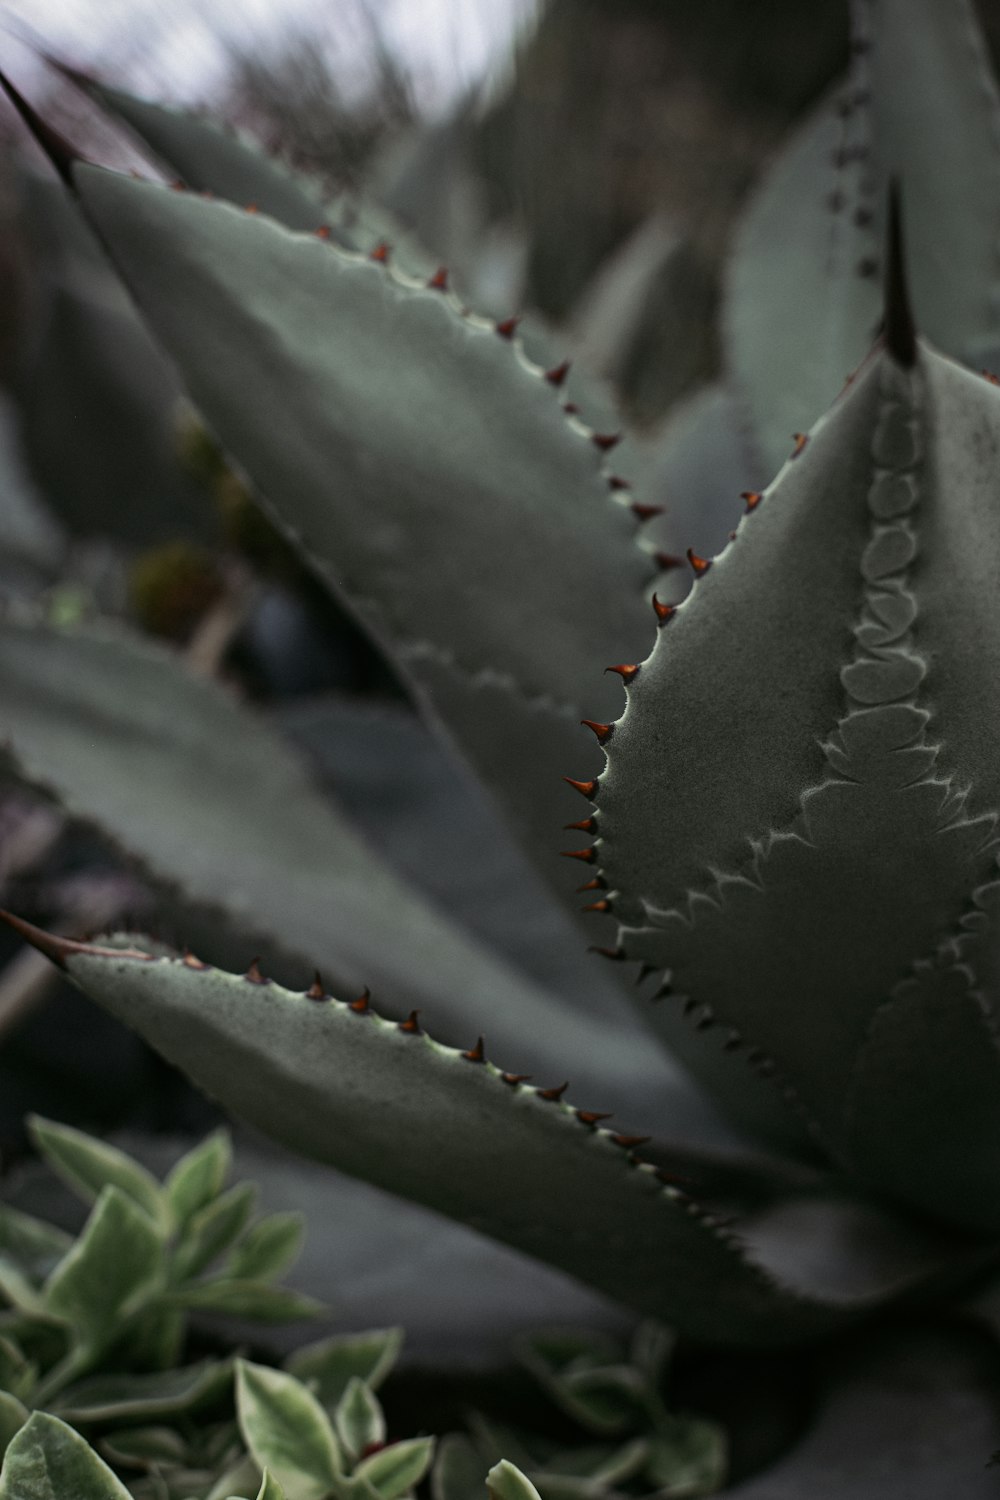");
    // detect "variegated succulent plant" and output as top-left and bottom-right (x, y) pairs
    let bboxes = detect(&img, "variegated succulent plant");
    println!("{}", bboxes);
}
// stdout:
(3, 0), (1000, 1492)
